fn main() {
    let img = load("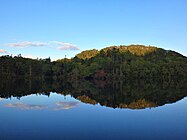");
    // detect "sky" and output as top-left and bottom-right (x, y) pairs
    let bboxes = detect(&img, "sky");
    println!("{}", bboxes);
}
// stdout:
(0, 0), (187, 60)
